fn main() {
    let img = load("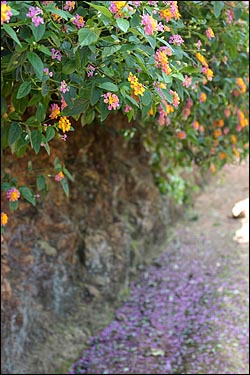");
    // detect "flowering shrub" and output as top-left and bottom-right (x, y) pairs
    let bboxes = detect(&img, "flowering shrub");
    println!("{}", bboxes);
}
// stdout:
(1, 1), (249, 234)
